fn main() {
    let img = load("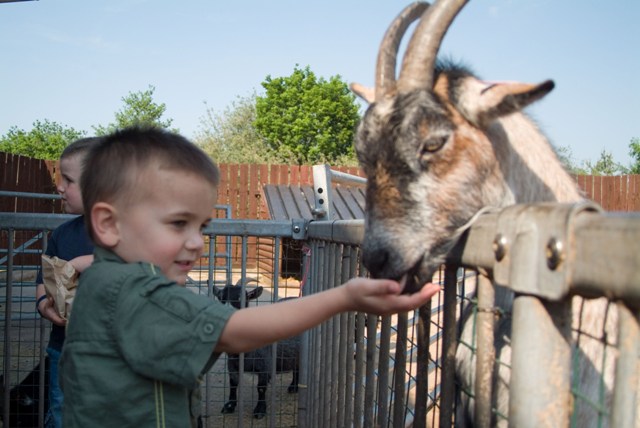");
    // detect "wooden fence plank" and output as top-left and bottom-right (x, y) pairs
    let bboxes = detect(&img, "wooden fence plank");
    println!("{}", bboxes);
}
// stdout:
(586, 176), (602, 205)
(2, 152), (639, 217)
